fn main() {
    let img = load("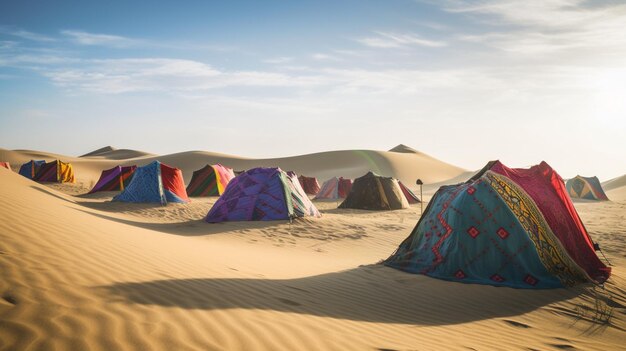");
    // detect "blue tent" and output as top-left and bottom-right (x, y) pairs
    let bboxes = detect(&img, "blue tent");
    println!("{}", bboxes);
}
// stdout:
(18, 160), (46, 179)
(113, 161), (189, 204)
